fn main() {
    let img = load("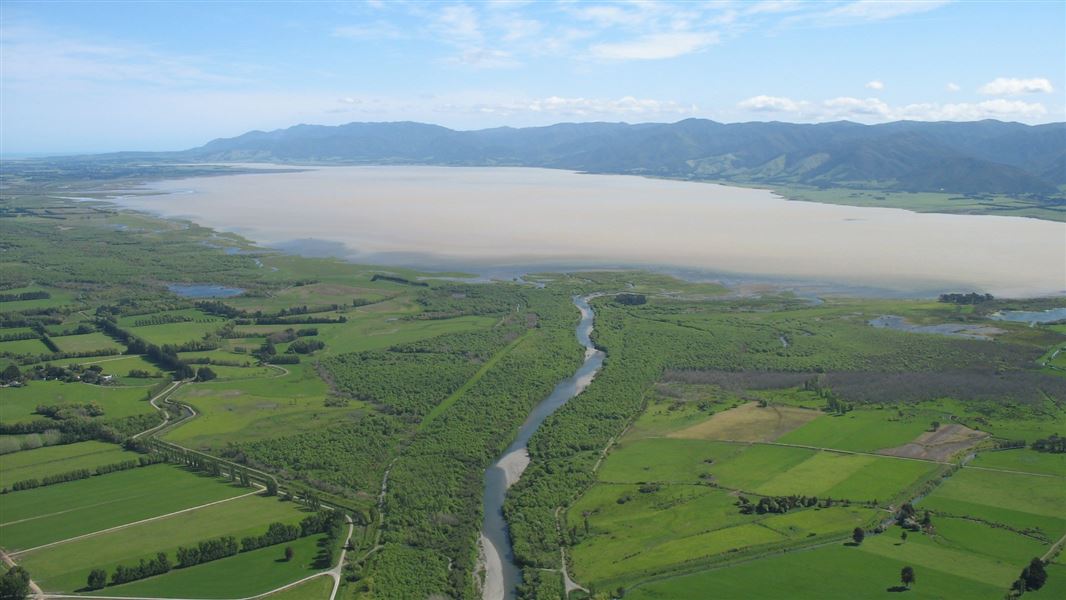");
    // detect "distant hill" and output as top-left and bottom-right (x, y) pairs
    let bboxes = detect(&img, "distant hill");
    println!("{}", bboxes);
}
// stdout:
(182, 119), (1066, 196)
